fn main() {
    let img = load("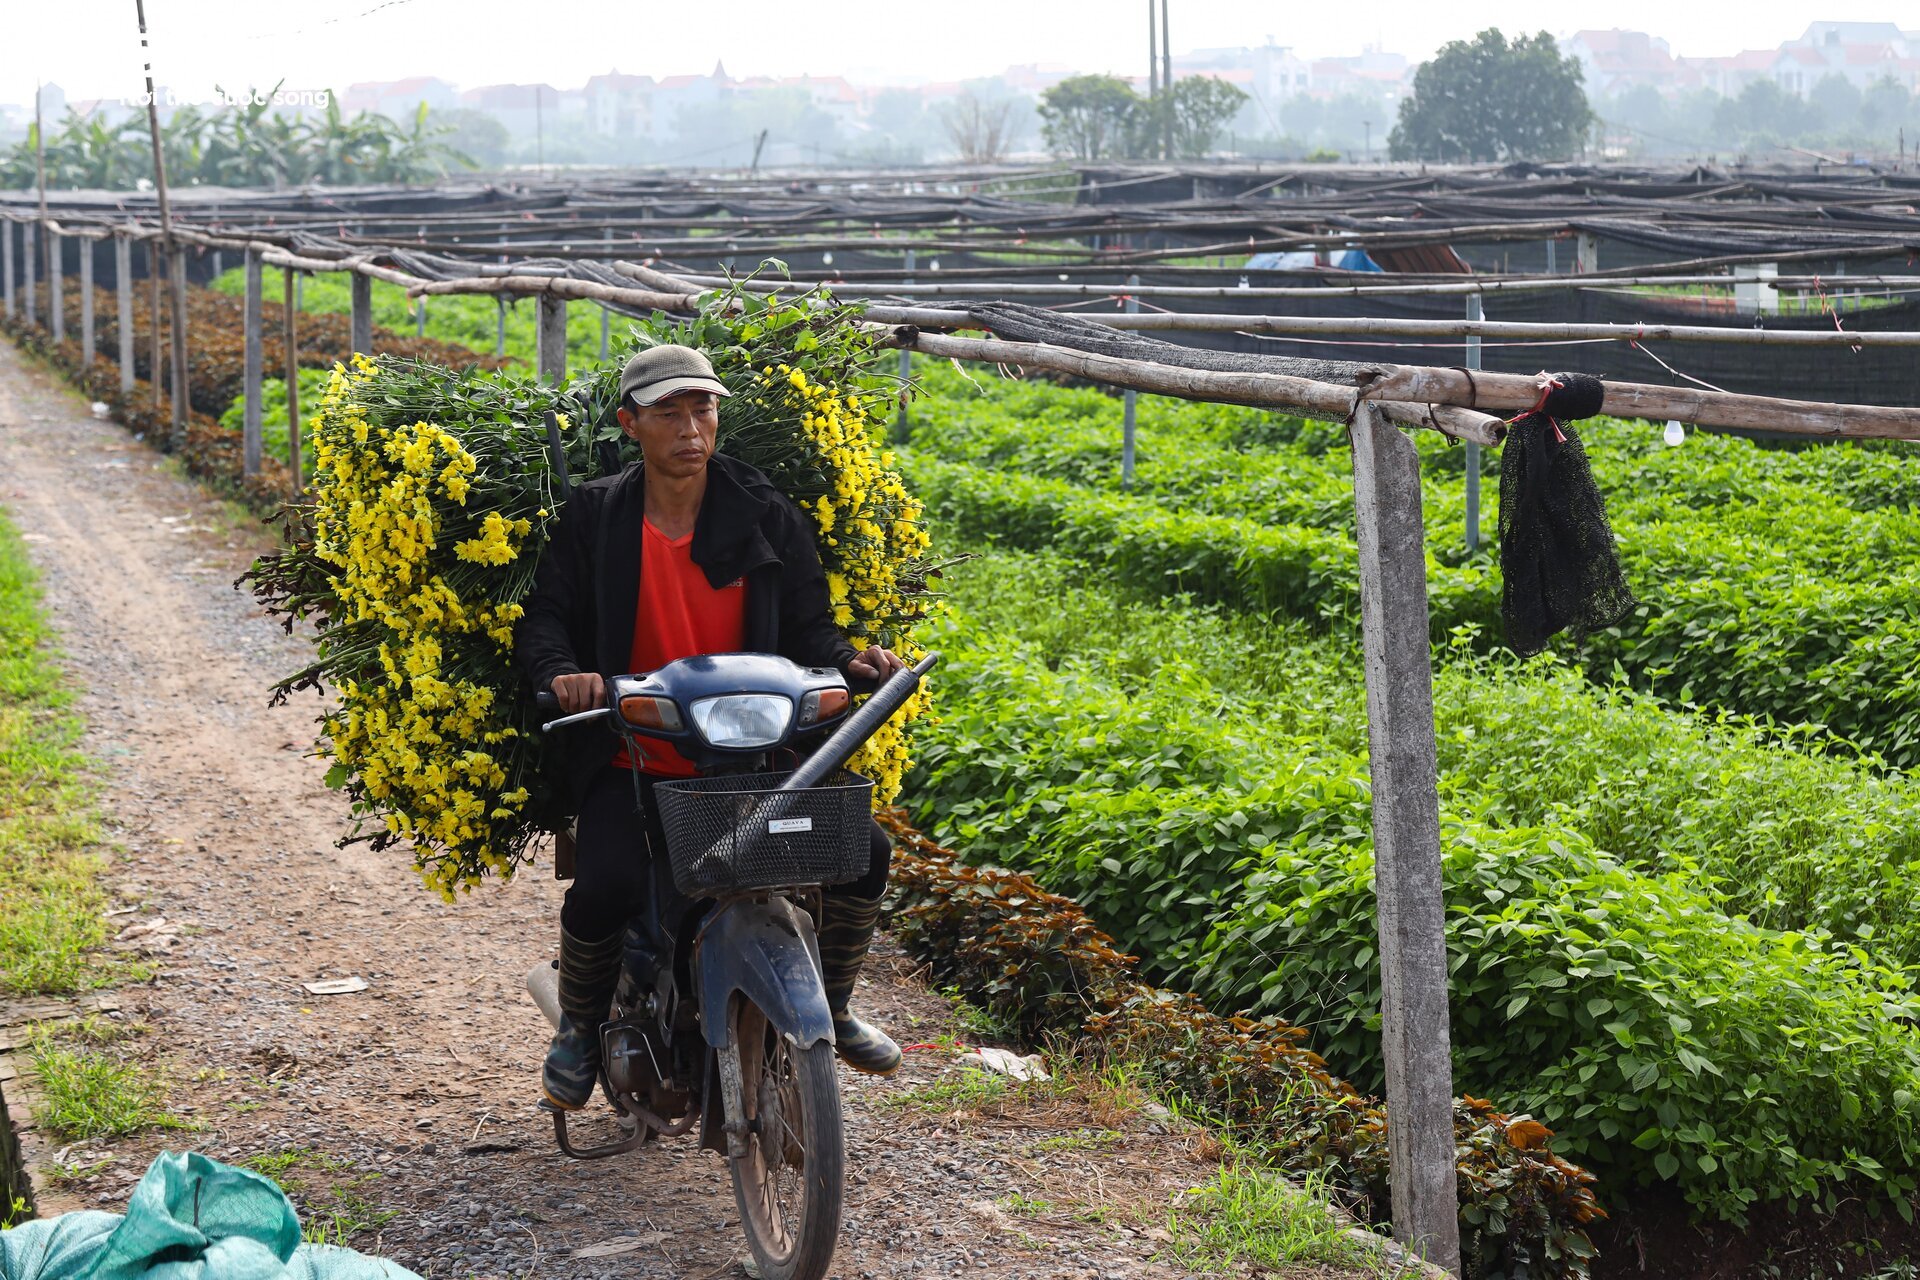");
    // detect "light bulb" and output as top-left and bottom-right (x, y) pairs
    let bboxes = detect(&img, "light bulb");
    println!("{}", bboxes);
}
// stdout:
(1664, 419), (1686, 447)
(929, 259), (940, 272)
(821, 251), (833, 265)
